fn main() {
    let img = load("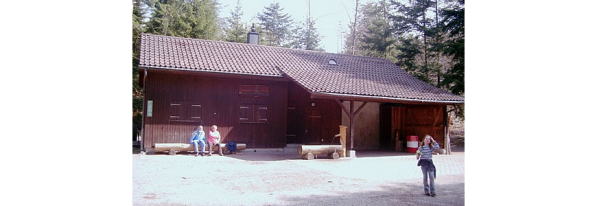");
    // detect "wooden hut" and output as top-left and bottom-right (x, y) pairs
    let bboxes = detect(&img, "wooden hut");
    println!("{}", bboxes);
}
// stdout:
(138, 33), (464, 155)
